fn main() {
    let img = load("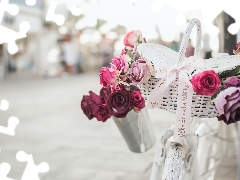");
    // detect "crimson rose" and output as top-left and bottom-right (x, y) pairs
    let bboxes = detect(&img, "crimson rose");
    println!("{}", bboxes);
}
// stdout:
(95, 105), (111, 122)
(100, 87), (111, 104)
(81, 95), (94, 120)
(191, 70), (221, 96)
(81, 91), (102, 120)
(130, 89), (145, 112)
(107, 90), (131, 118)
